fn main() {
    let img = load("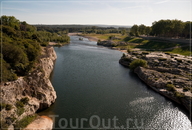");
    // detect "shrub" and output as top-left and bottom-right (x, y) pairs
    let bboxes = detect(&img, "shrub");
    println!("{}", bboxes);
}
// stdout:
(123, 57), (132, 62)
(129, 59), (147, 70)
(5, 104), (12, 110)
(132, 52), (139, 55)
(174, 91), (184, 98)
(16, 101), (24, 108)
(127, 46), (132, 53)
(17, 107), (25, 116)
(109, 35), (115, 40)
(166, 84), (176, 91)
(20, 97), (29, 104)
(0, 103), (6, 111)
